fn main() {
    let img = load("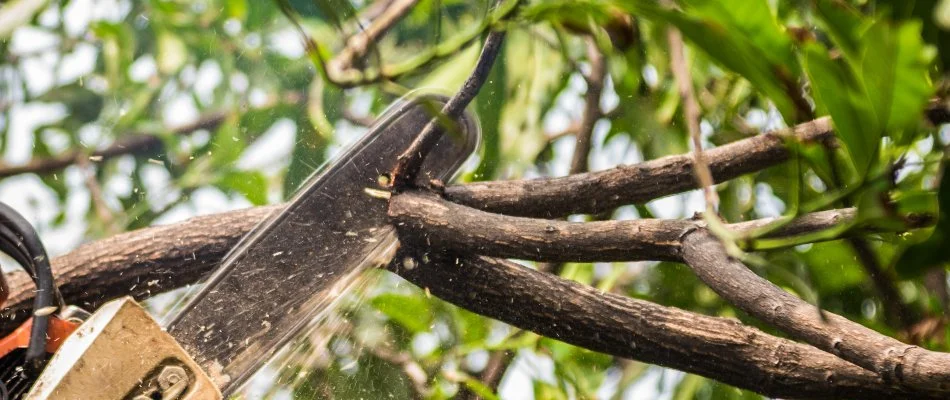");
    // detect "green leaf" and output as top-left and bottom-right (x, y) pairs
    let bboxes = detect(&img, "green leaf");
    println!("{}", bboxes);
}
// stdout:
(225, 0), (248, 21)
(805, 1), (935, 174)
(218, 170), (268, 205)
(613, 0), (808, 122)
(371, 293), (433, 333)
(36, 84), (103, 124)
(471, 38), (507, 181)
(208, 117), (245, 167)
(897, 168), (950, 277)
(801, 42), (878, 173)
(91, 22), (136, 88)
